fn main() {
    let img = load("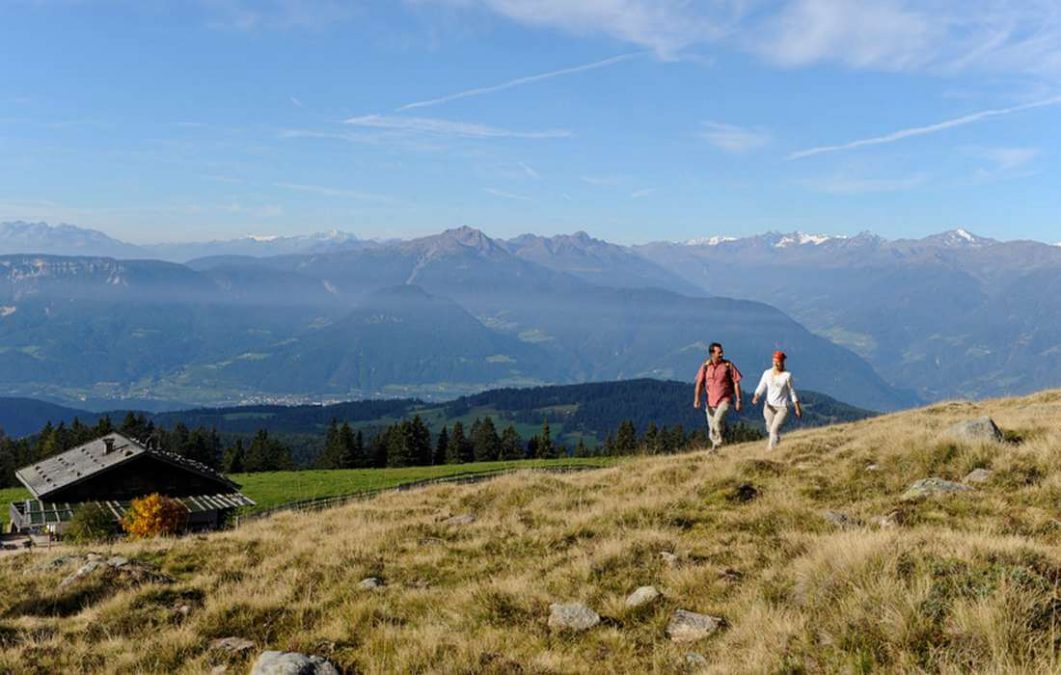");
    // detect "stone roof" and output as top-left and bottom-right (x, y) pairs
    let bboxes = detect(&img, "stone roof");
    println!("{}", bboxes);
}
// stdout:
(15, 432), (238, 500)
